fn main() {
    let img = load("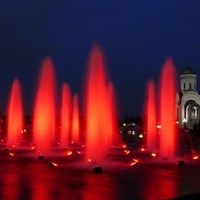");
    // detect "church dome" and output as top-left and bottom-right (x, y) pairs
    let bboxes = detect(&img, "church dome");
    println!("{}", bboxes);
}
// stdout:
(181, 64), (196, 75)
